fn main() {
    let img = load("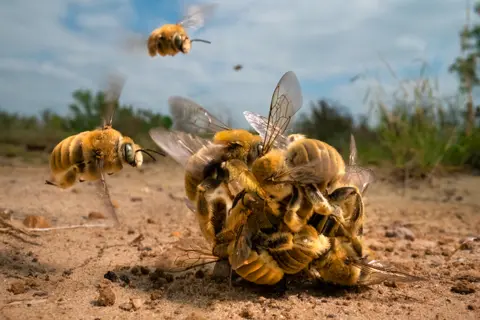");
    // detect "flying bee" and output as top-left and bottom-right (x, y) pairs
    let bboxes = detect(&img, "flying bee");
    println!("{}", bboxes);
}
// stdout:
(307, 237), (424, 286)
(46, 73), (165, 224)
(146, 3), (216, 57)
(149, 71), (302, 243)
